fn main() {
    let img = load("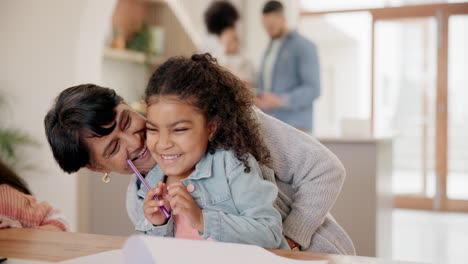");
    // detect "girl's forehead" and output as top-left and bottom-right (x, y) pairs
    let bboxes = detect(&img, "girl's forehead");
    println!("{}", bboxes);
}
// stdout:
(148, 99), (196, 115)
(147, 95), (185, 105)
(148, 96), (202, 113)
(147, 98), (207, 123)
